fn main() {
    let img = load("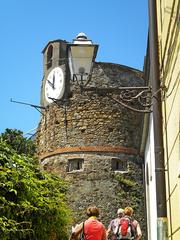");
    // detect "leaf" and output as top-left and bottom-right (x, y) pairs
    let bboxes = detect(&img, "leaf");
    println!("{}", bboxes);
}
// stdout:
(9, 189), (18, 195)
